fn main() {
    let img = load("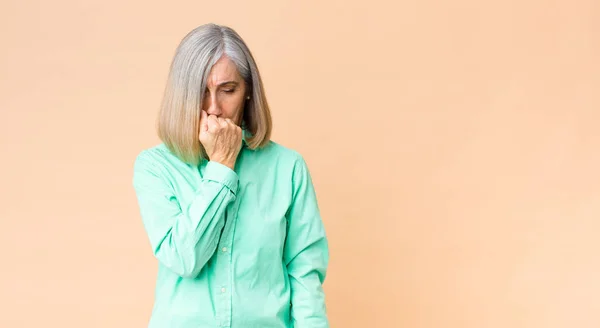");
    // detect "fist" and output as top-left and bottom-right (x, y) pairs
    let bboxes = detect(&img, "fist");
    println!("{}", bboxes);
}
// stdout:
(199, 110), (242, 170)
